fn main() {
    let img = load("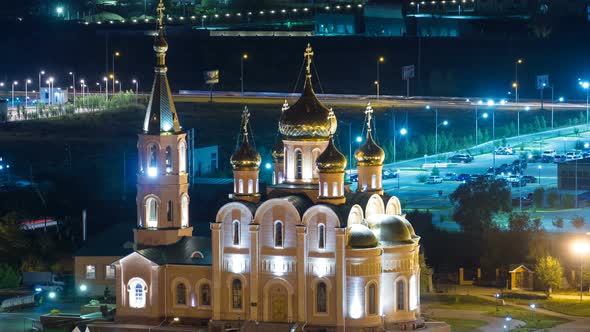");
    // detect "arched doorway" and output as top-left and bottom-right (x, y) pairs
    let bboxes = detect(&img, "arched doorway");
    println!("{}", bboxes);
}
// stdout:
(269, 284), (288, 322)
